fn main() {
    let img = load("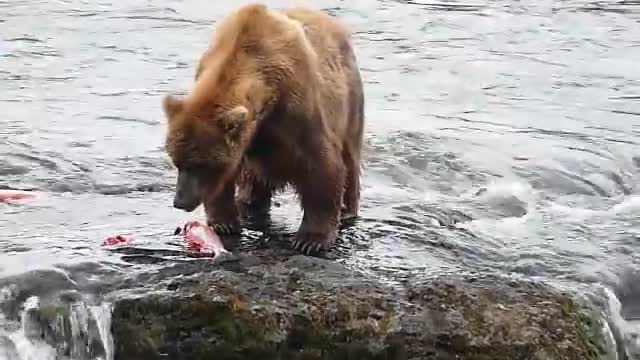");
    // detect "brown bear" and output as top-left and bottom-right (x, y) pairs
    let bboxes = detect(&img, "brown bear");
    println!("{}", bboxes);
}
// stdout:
(162, 3), (364, 255)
